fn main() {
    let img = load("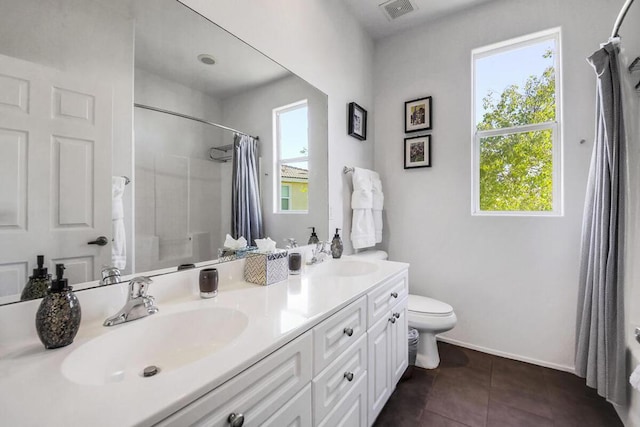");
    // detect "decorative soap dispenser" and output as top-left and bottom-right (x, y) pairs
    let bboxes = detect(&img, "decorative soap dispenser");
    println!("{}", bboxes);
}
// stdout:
(308, 227), (320, 245)
(331, 228), (343, 259)
(35, 264), (82, 349)
(20, 255), (52, 301)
